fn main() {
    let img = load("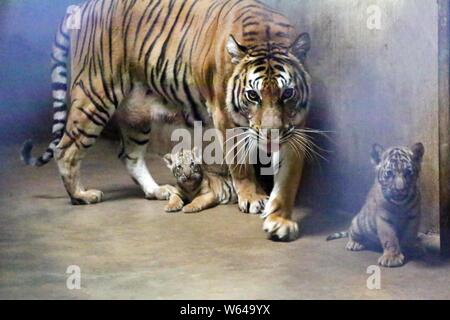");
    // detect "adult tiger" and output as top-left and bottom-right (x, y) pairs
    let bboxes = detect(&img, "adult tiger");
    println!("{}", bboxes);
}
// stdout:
(21, 0), (312, 241)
